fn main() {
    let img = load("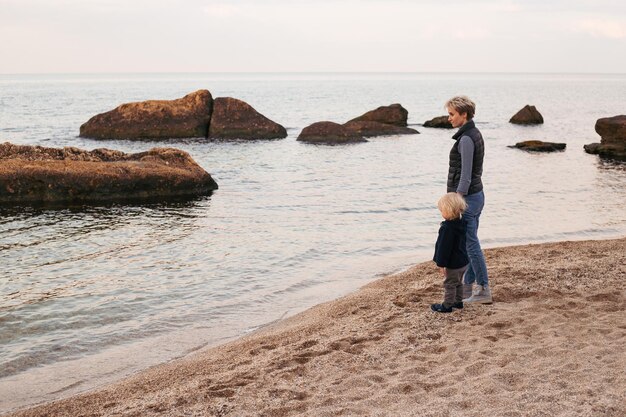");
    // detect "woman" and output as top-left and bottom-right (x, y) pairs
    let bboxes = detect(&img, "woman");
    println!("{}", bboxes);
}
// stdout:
(445, 96), (491, 304)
